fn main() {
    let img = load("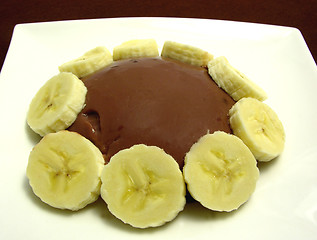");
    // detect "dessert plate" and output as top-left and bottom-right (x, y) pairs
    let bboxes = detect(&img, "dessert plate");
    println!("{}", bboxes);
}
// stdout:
(0, 17), (316, 240)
